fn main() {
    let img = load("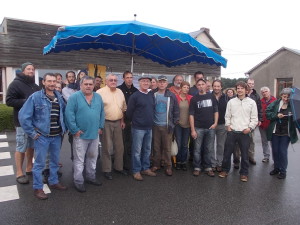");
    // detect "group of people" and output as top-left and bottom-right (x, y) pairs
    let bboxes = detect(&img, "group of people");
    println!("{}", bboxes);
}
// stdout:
(6, 62), (298, 200)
